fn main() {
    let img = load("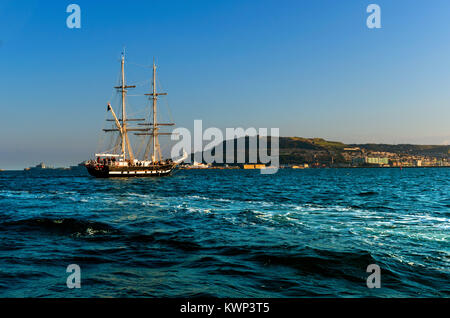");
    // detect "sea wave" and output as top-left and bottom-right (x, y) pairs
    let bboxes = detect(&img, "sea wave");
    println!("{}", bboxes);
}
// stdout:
(0, 168), (448, 297)
(0, 217), (120, 237)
